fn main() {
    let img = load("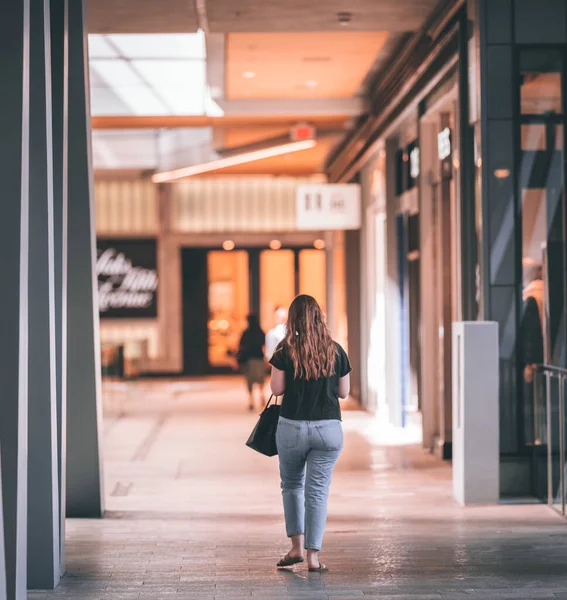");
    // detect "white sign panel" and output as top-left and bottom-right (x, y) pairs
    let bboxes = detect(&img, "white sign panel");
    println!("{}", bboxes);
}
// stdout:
(296, 184), (361, 231)
(409, 146), (420, 179)
(437, 127), (452, 161)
